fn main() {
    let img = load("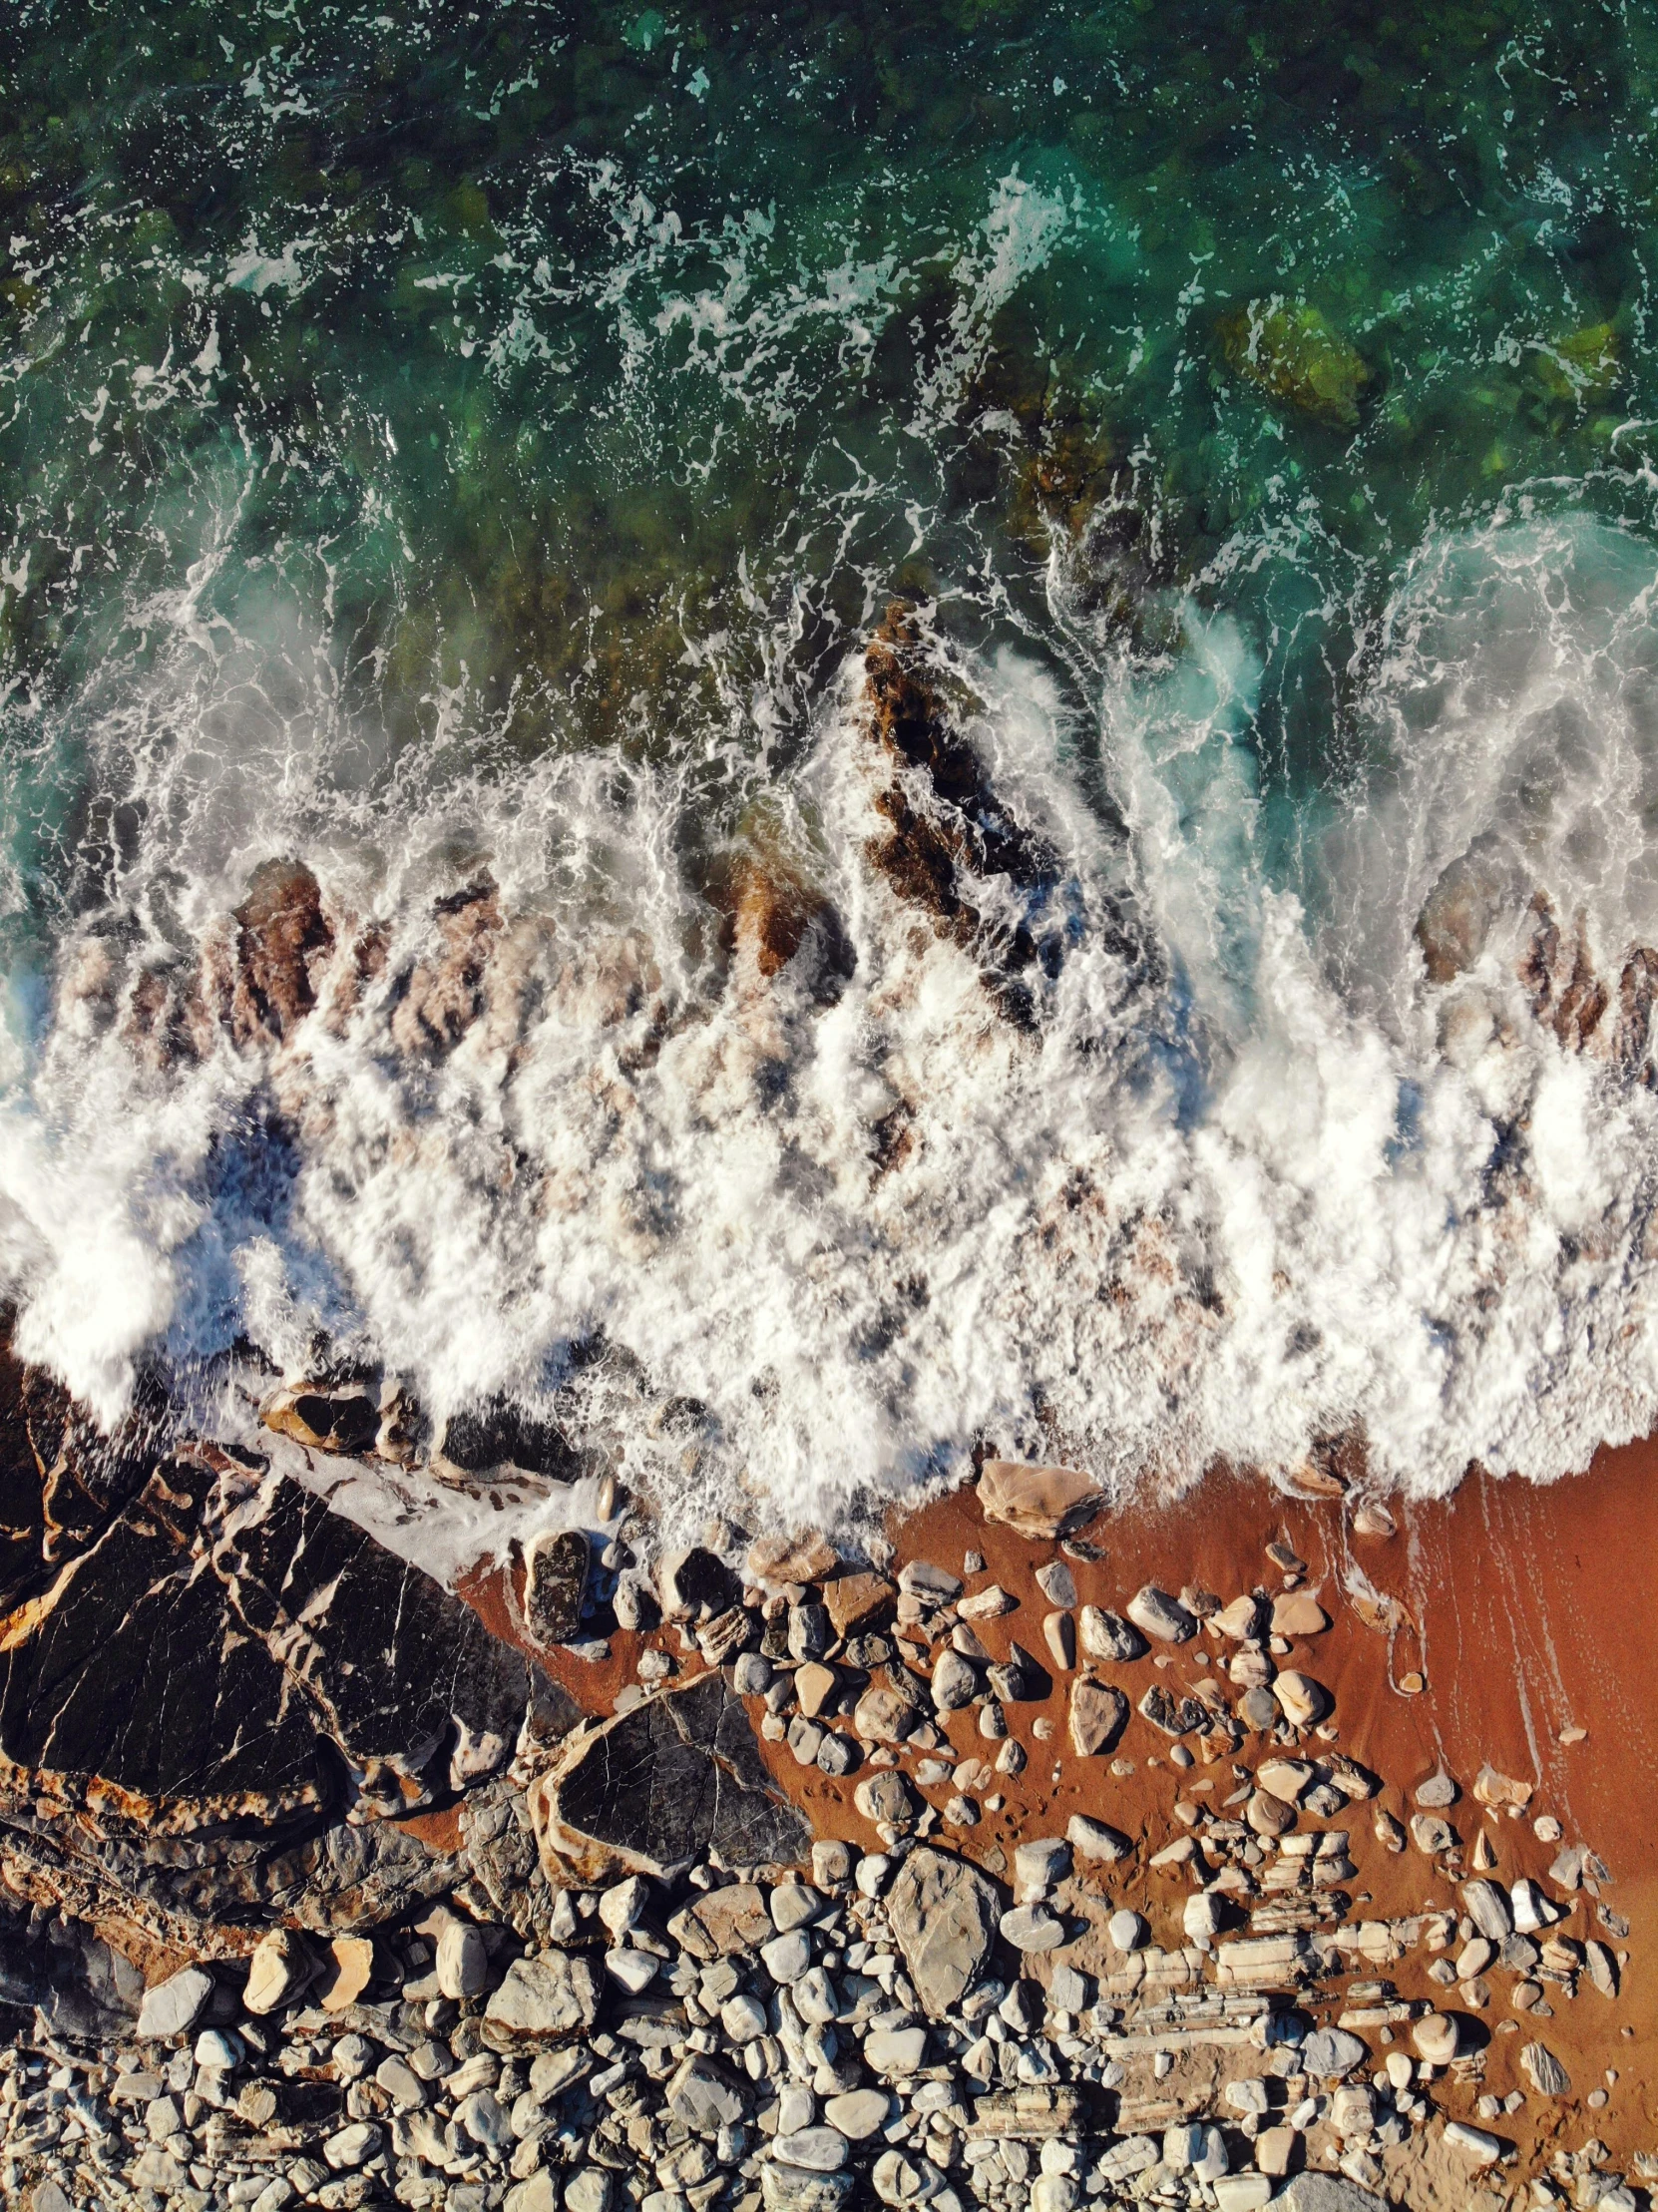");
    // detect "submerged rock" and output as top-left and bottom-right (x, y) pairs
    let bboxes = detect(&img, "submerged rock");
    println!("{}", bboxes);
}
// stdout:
(230, 858), (335, 1049)
(1217, 299), (1370, 430)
